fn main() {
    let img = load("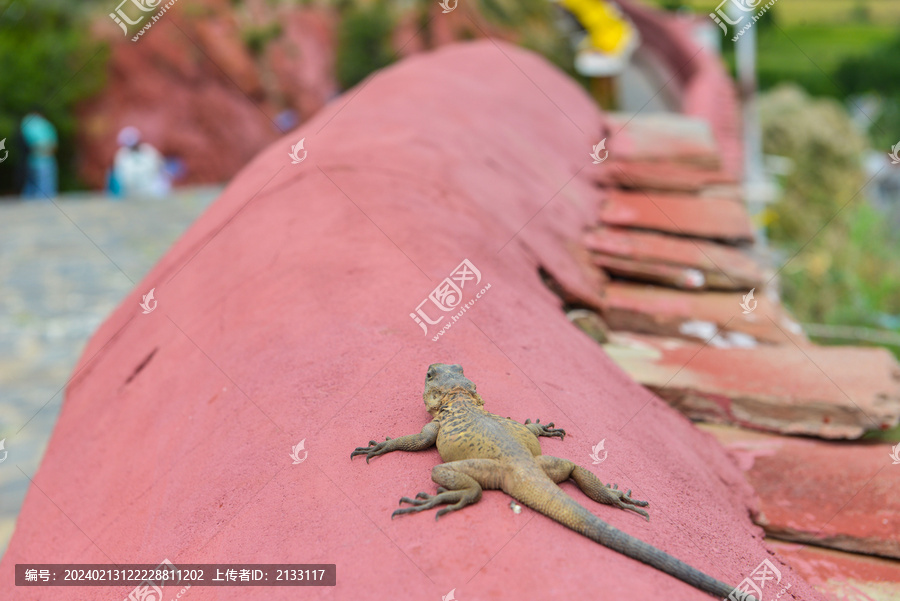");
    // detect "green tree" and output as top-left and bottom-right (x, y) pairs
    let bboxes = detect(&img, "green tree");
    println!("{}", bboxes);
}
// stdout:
(334, 1), (396, 90)
(0, 1), (108, 194)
